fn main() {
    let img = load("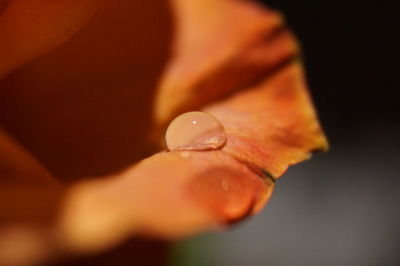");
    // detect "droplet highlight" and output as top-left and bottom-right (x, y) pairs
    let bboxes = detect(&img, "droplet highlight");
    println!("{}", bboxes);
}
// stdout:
(165, 111), (227, 151)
